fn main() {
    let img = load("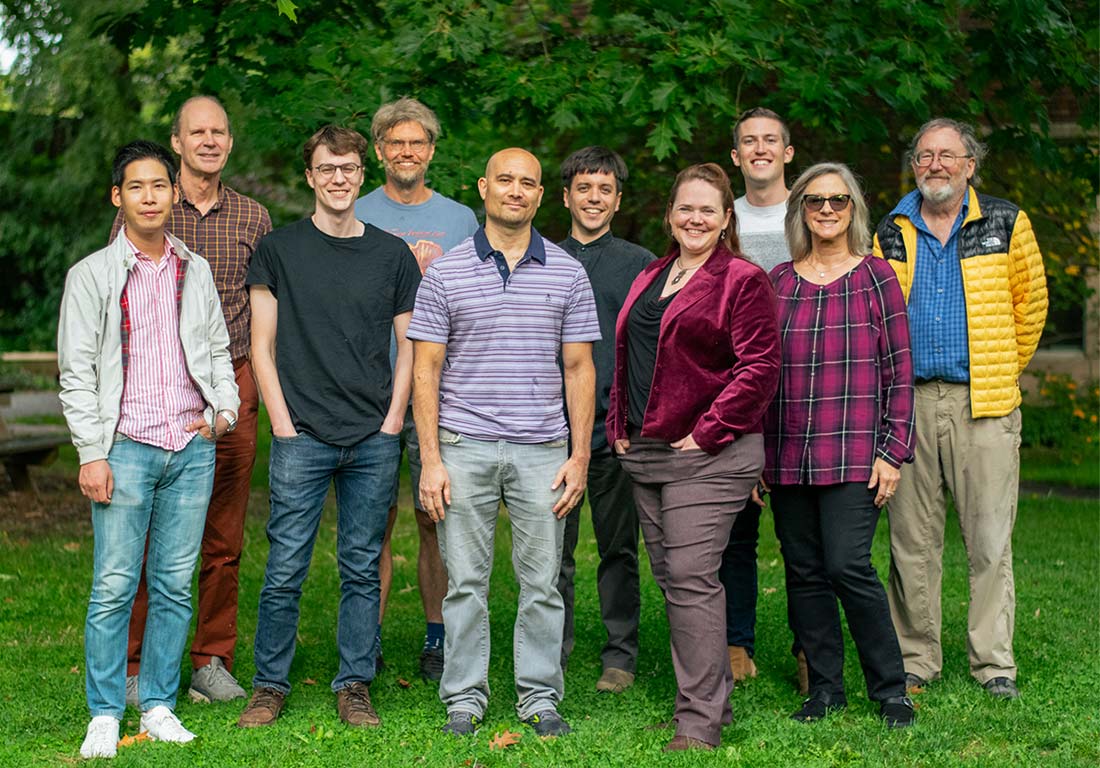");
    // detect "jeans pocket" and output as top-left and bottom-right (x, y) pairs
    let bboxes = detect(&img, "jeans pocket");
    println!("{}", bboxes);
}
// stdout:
(544, 437), (568, 449)
(438, 427), (462, 446)
(272, 432), (303, 443)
